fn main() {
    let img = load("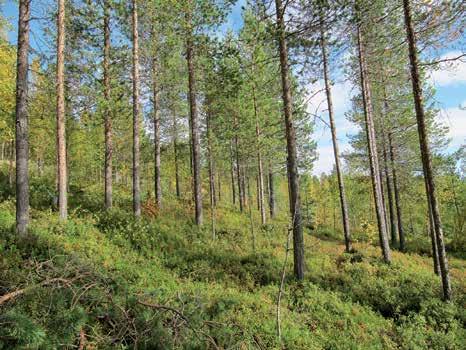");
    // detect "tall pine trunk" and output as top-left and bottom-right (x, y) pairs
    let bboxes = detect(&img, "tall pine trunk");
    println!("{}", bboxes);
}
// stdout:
(56, 0), (67, 220)
(186, 5), (202, 225)
(234, 128), (244, 212)
(320, 15), (351, 252)
(382, 145), (397, 246)
(268, 162), (275, 218)
(275, 0), (305, 280)
(132, 0), (141, 217)
(15, 0), (31, 236)
(428, 198), (441, 275)
(252, 84), (266, 225)
(172, 111), (181, 199)
(357, 26), (391, 263)
(207, 107), (216, 238)
(229, 141), (236, 205)
(388, 132), (405, 250)
(103, 0), (112, 210)
(403, 0), (451, 300)
(152, 52), (162, 209)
